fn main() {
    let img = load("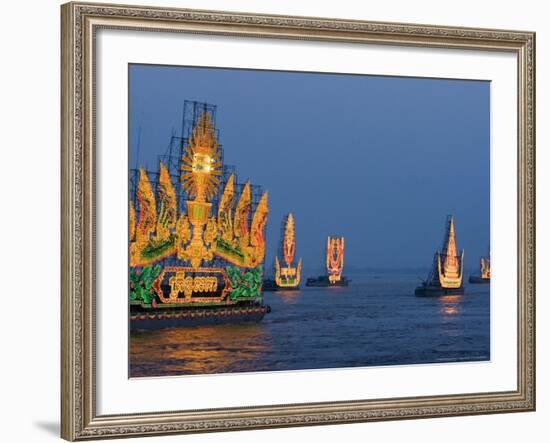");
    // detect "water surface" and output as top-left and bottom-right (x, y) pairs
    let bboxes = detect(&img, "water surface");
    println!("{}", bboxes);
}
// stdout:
(130, 272), (490, 377)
